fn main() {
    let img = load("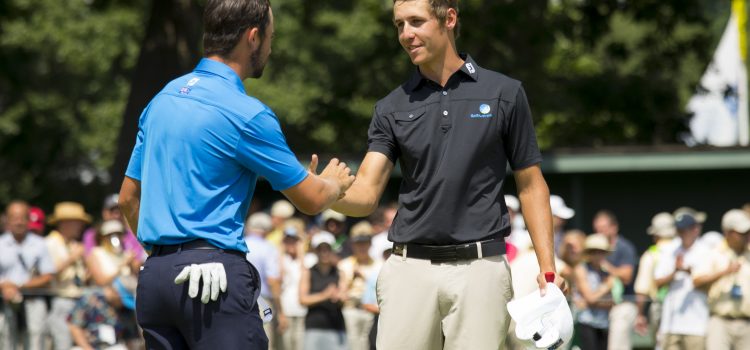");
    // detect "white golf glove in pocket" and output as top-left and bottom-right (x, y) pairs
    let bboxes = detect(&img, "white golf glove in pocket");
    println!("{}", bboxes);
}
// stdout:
(174, 263), (228, 304)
